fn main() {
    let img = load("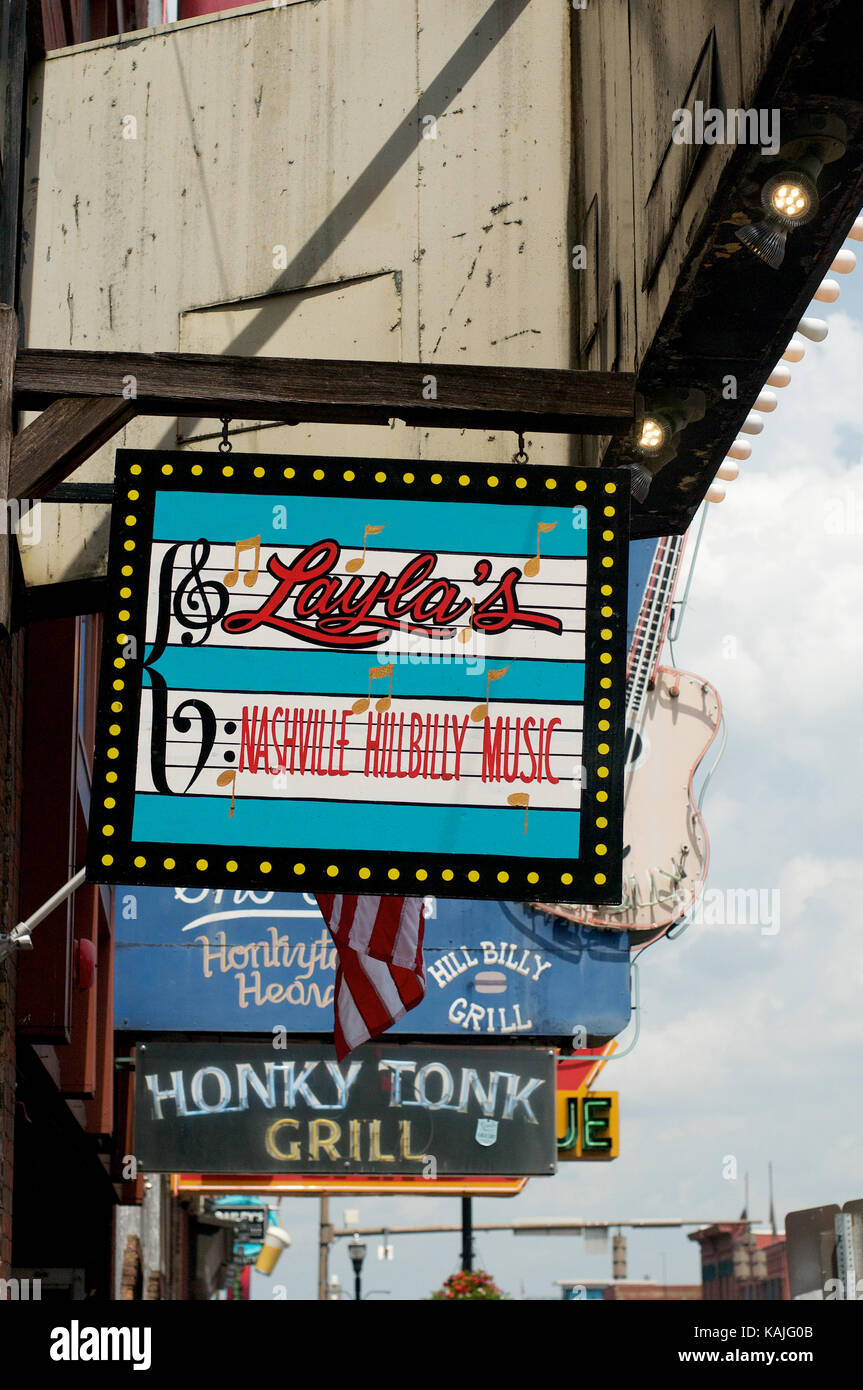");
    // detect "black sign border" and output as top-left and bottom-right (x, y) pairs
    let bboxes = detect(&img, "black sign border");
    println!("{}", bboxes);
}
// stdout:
(87, 450), (629, 903)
